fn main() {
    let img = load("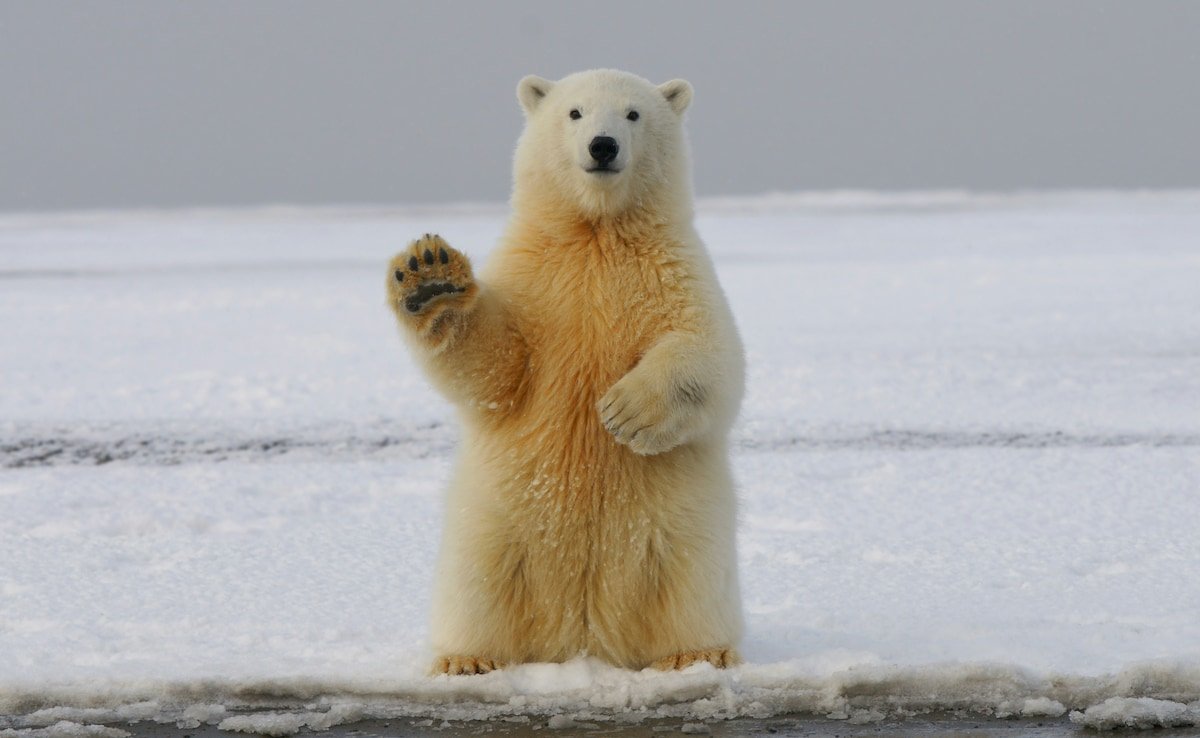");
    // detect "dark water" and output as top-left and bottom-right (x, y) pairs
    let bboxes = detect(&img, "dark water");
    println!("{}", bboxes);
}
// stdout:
(122, 714), (1200, 737)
